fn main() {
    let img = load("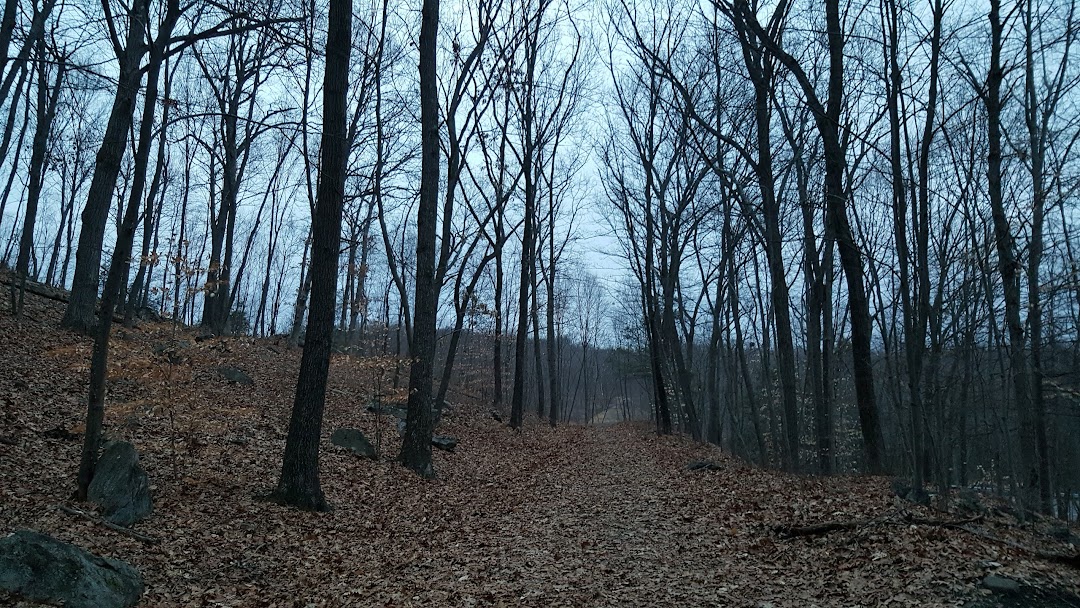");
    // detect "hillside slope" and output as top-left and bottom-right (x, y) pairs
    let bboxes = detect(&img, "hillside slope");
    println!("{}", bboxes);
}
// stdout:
(1, 291), (1079, 607)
